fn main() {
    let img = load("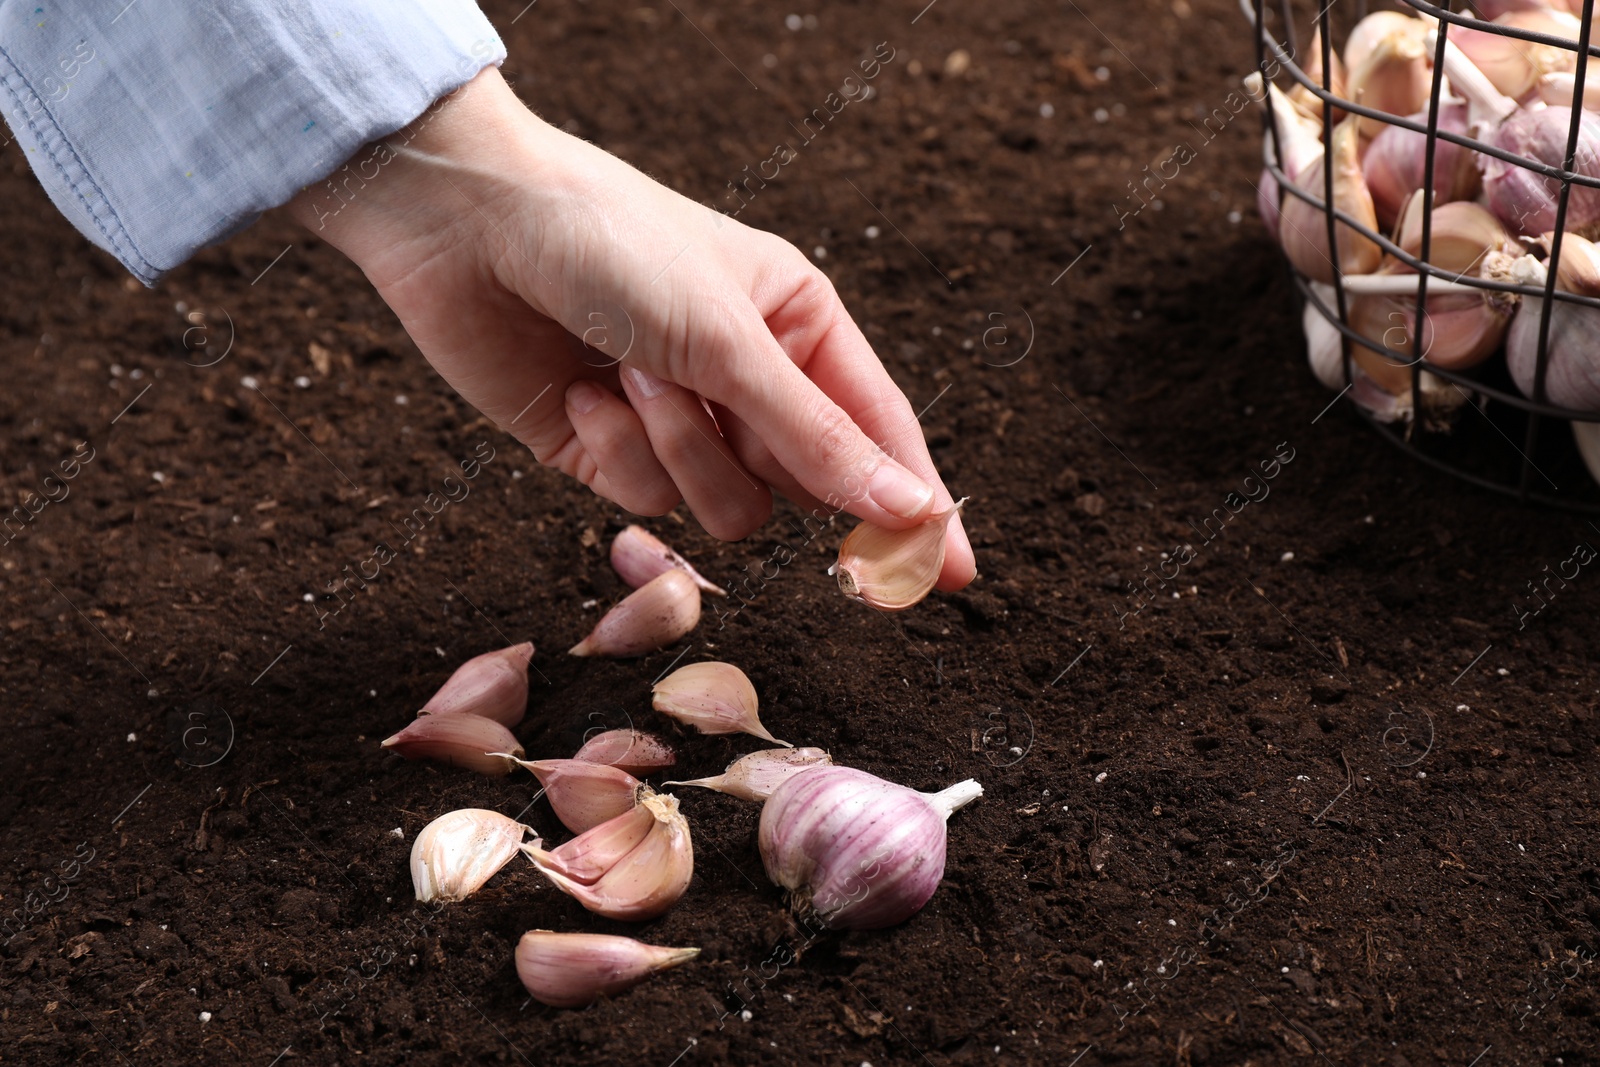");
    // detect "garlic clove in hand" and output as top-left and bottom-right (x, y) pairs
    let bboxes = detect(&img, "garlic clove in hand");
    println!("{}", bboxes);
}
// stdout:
(665, 747), (833, 802)
(503, 756), (644, 833)
(520, 802), (657, 885)
(569, 570), (702, 658)
(410, 808), (534, 903)
(381, 714), (523, 777)
(527, 792), (693, 921)
(611, 525), (726, 597)
(573, 728), (676, 776)
(758, 765), (982, 930)
(516, 930), (699, 1009)
(417, 642), (533, 727)
(651, 661), (789, 745)
(833, 499), (967, 612)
